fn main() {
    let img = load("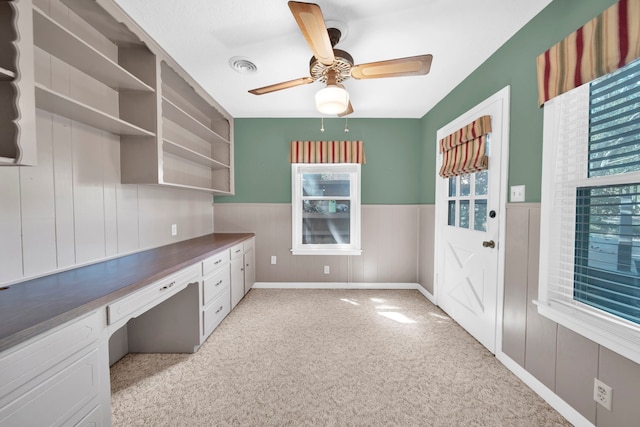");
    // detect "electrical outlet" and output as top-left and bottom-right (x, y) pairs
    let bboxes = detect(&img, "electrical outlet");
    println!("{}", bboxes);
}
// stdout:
(171, 224), (177, 236)
(594, 378), (612, 411)
(270, 255), (277, 265)
(323, 265), (330, 274)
